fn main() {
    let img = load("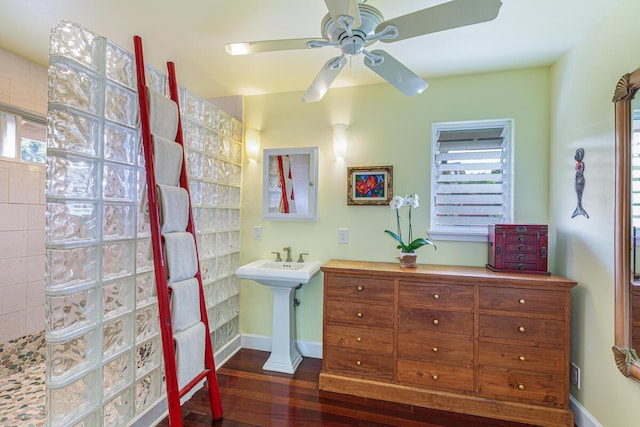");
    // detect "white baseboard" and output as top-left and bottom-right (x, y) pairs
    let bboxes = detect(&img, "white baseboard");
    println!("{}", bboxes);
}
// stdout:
(570, 395), (602, 427)
(241, 333), (322, 359)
